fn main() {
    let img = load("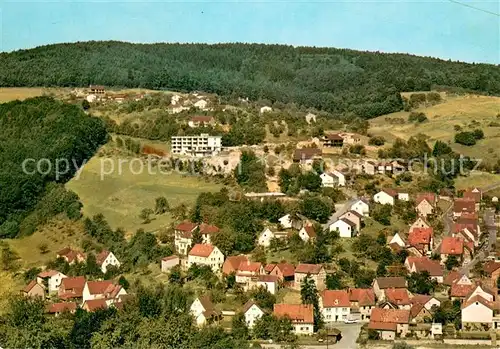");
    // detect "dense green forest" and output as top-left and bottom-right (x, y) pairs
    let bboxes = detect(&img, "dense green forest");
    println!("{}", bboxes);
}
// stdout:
(0, 97), (108, 237)
(1, 41), (499, 118)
